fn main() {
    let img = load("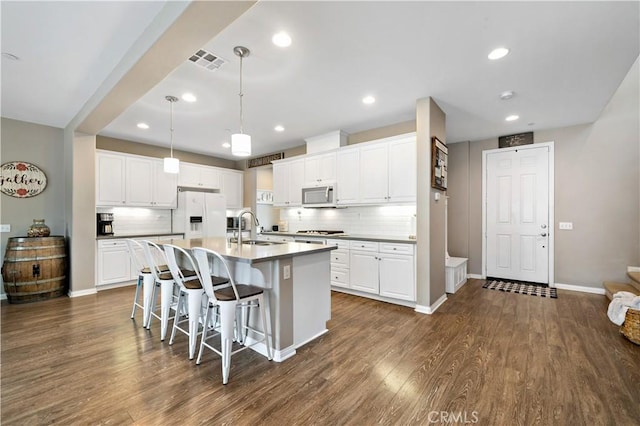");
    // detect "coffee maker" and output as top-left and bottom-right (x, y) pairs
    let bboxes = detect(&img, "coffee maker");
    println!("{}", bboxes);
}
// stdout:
(97, 213), (114, 236)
